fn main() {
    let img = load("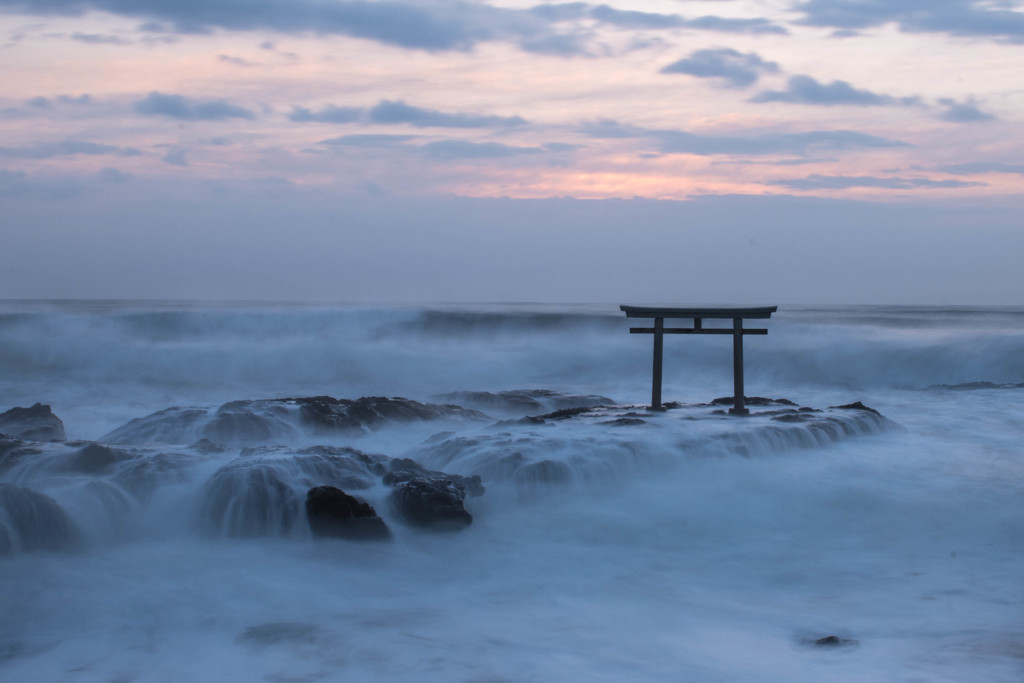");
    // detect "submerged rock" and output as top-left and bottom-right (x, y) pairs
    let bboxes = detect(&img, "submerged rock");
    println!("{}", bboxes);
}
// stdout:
(814, 635), (858, 647)
(389, 480), (473, 531)
(829, 401), (881, 416)
(432, 390), (615, 415)
(197, 465), (299, 538)
(103, 396), (490, 445)
(0, 403), (66, 442)
(382, 457), (484, 498)
(295, 396), (488, 433)
(58, 443), (134, 474)
(0, 483), (79, 554)
(0, 437), (43, 475)
(709, 396), (797, 407)
(305, 486), (391, 540)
